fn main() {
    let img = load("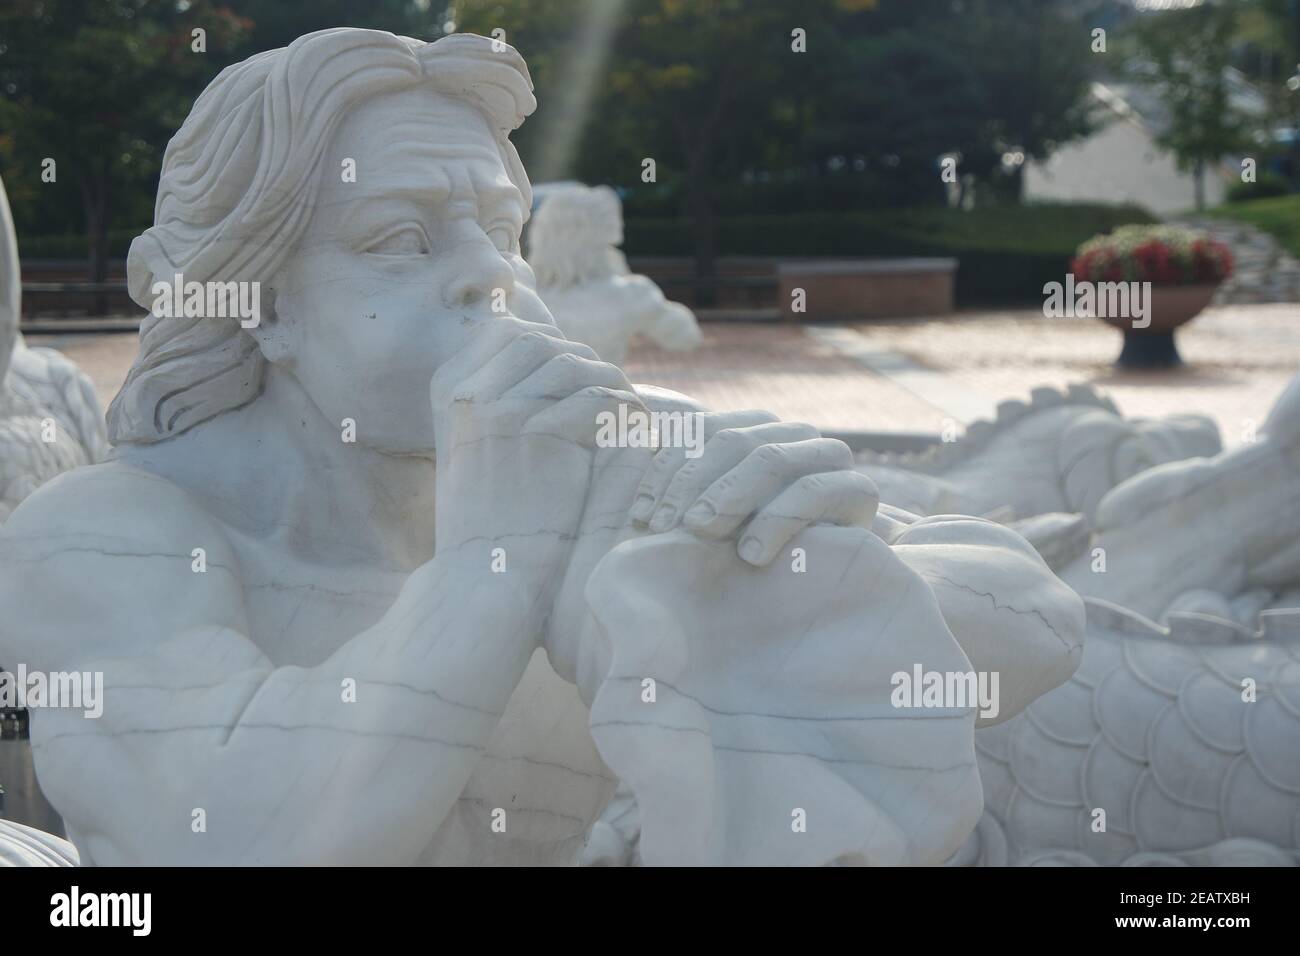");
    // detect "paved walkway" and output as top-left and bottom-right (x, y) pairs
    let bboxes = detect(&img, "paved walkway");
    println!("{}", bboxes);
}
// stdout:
(28, 302), (1299, 448)
(627, 305), (1298, 445)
